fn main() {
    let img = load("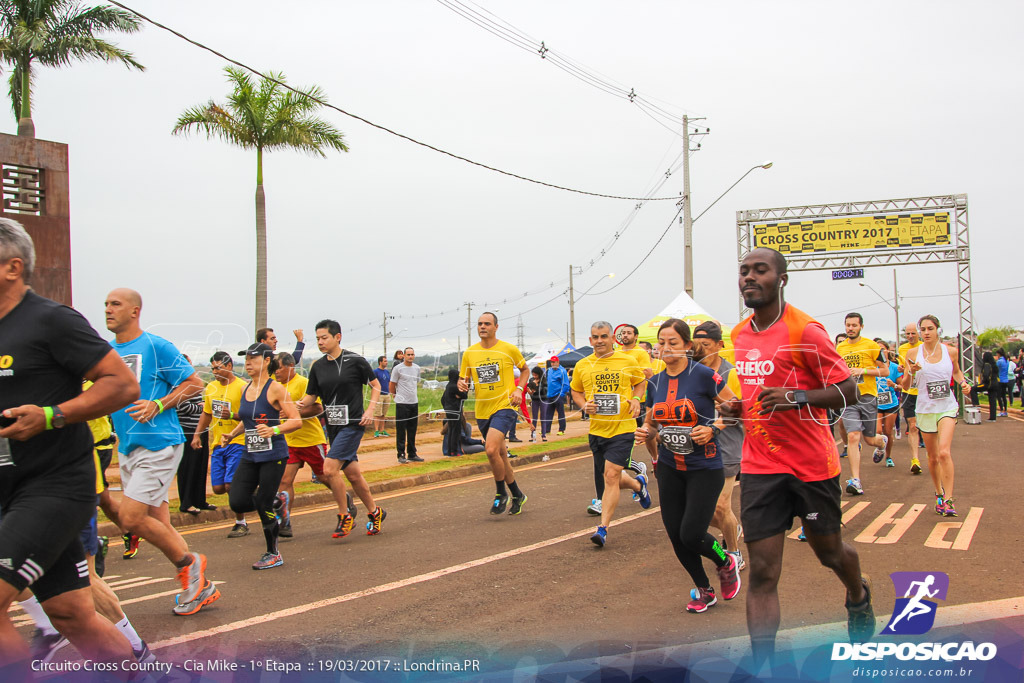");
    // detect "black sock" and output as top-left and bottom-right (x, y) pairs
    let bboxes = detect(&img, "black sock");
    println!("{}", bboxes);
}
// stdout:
(496, 481), (507, 496)
(508, 481), (522, 498)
